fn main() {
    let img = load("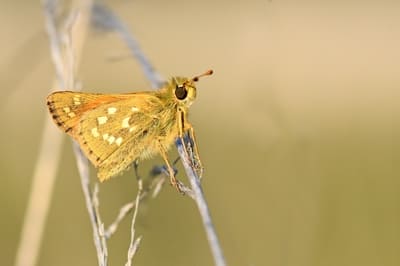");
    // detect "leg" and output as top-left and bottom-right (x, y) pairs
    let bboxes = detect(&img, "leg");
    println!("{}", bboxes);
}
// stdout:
(133, 159), (140, 181)
(157, 141), (182, 193)
(187, 125), (204, 178)
(176, 108), (202, 177)
(133, 159), (143, 191)
(172, 156), (181, 166)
